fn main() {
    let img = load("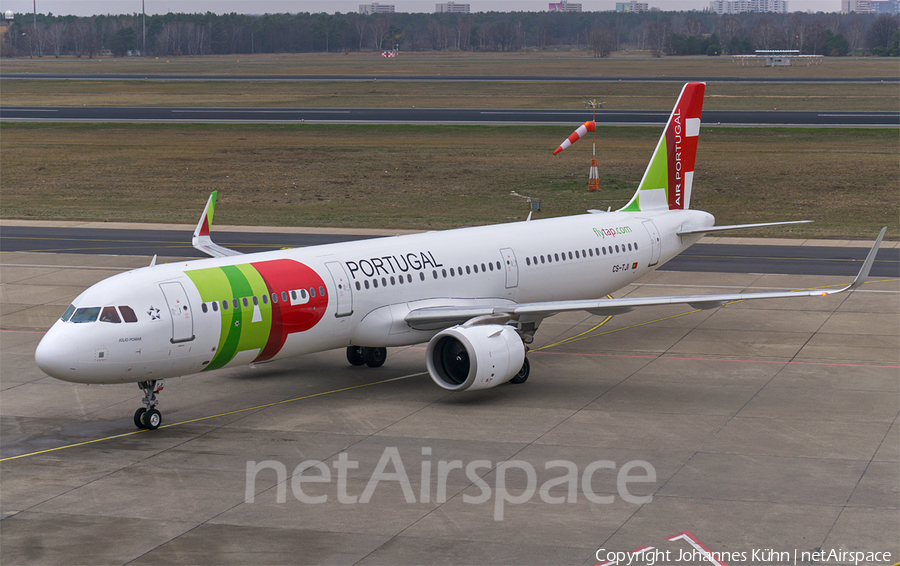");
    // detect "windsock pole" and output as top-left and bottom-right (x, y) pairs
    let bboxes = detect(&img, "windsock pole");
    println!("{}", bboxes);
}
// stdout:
(588, 104), (599, 192)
